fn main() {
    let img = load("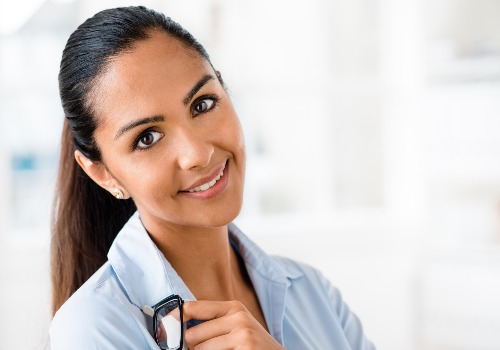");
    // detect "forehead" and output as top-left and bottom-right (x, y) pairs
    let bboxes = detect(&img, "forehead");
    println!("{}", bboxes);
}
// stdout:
(90, 30), (212, 124)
